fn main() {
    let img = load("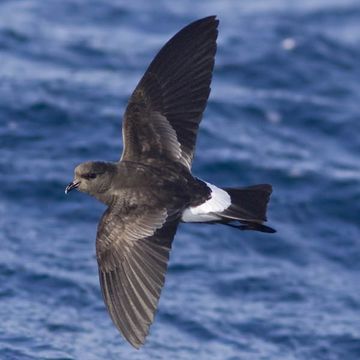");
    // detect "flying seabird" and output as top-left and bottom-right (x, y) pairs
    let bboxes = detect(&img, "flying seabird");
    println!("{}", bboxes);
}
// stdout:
(65, 16), (275, 348)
